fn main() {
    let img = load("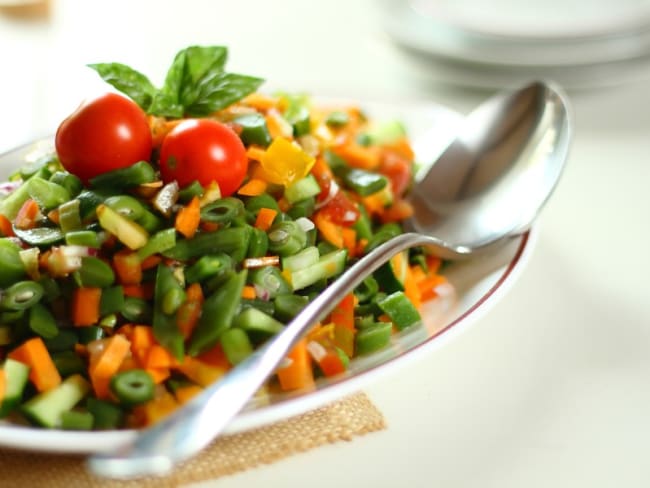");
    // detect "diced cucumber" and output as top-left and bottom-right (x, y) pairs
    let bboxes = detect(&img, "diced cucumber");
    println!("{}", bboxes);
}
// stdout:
(233, 307), (285, 336)
(0, 358), (30, 417)
(281, 246), (319, 273)
(355, 322), (393, 355)
(22, 374), (91, 428)
(284, 174), (321, 204)
(233, 113), (272, 147)
(373, 250), (408, 294)
(377, 291), (421, 330)
(290, 249), (347, 291)
(97, 204), (149, 250)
